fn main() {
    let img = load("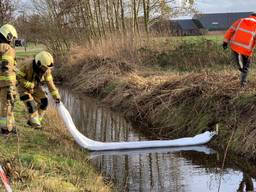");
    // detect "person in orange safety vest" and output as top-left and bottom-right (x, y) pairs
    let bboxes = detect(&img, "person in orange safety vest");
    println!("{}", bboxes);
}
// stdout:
(223, 12), (256, 87)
